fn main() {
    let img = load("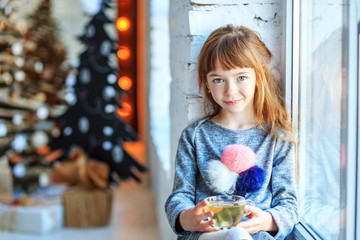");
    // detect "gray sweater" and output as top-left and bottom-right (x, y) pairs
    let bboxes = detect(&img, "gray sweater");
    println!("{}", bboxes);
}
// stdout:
(165, 118), (298, 240)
